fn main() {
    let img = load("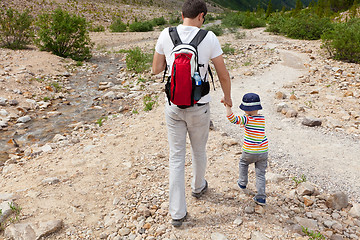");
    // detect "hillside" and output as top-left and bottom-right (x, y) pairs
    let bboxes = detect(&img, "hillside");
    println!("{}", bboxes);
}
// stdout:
(211, 0), (314, 11)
